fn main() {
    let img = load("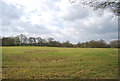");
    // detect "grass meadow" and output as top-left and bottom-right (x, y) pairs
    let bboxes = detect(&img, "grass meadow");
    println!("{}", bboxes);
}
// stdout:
(2, 47), (118, 79)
